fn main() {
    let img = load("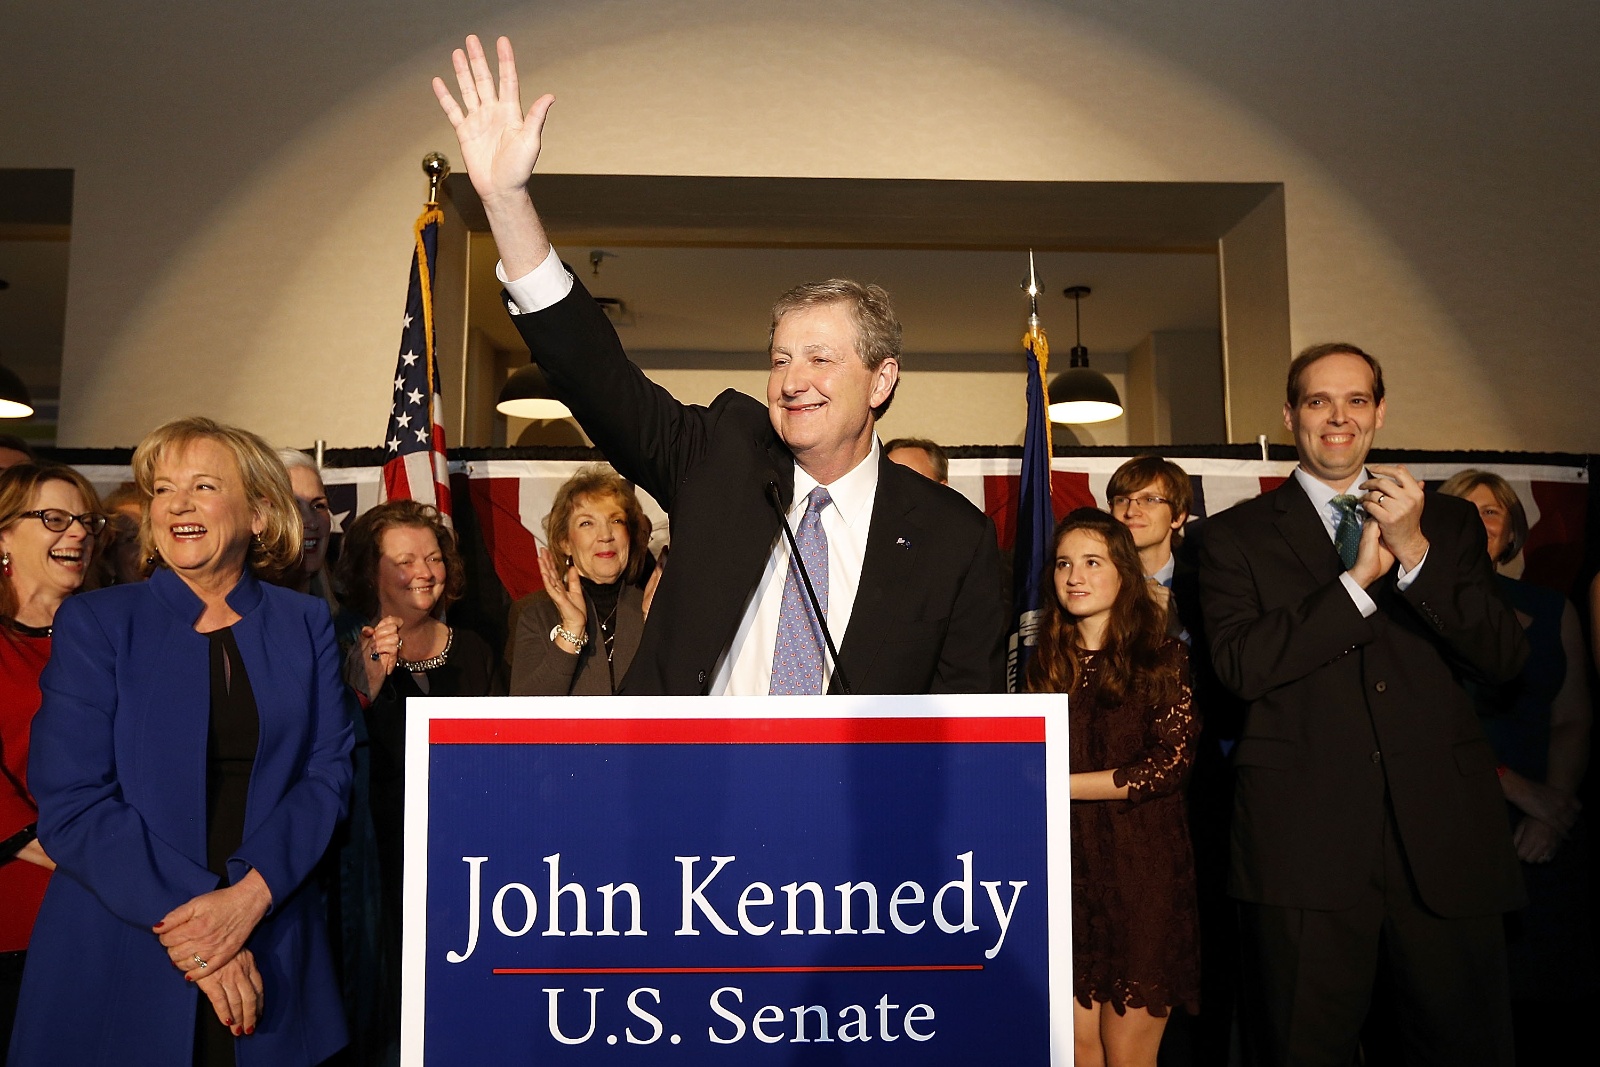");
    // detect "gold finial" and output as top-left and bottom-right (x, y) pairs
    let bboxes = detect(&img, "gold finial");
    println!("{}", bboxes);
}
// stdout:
(1025, 249), (1041, 327)
(422, 152), (451, 206)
